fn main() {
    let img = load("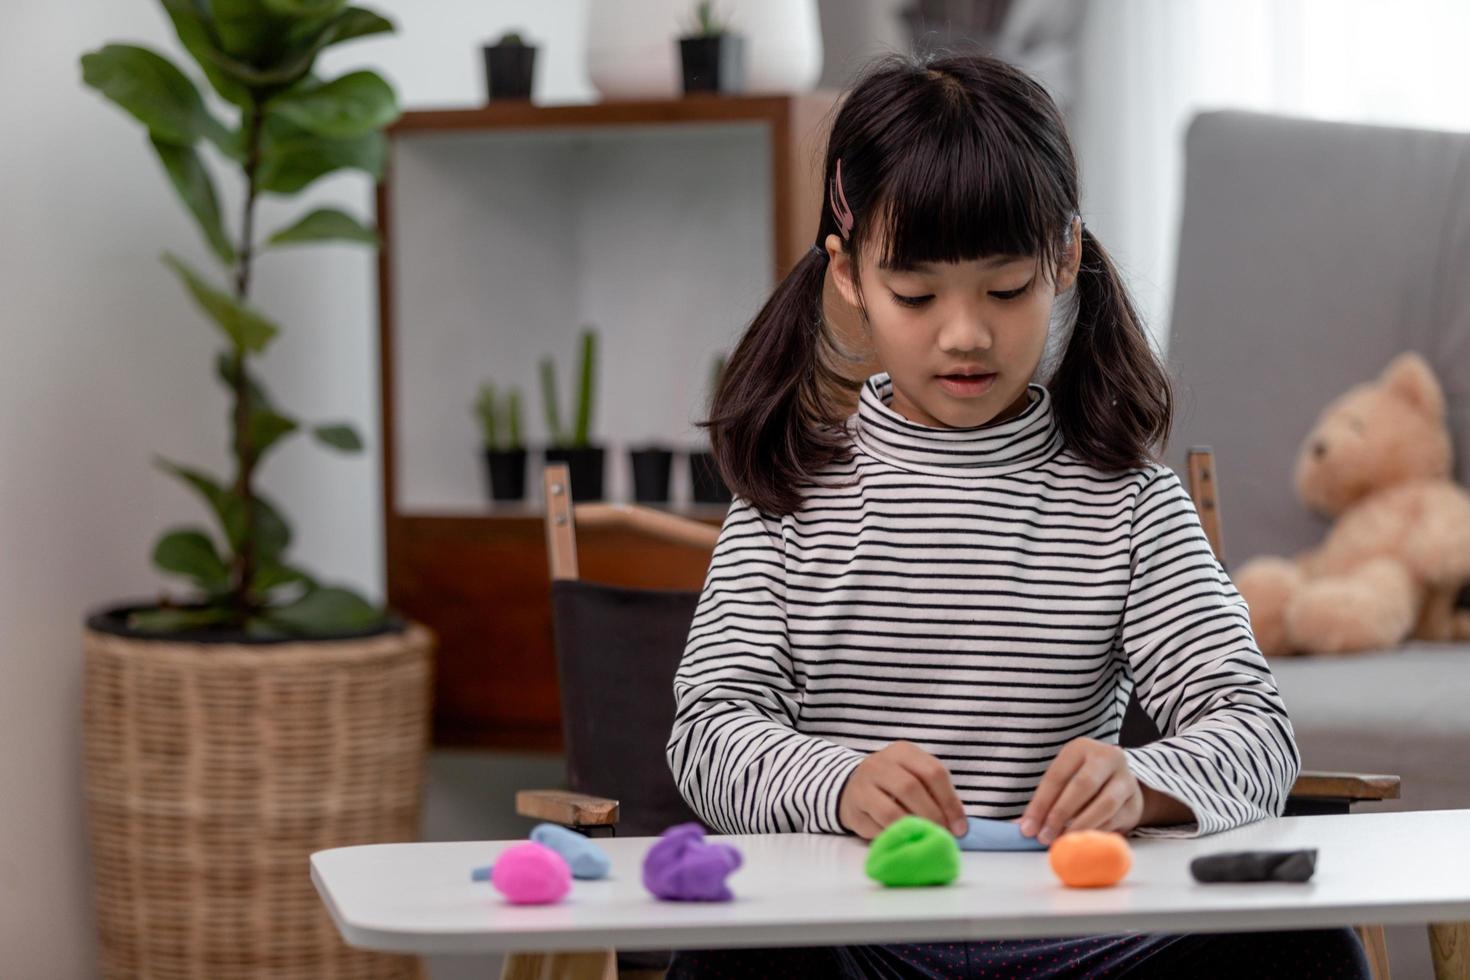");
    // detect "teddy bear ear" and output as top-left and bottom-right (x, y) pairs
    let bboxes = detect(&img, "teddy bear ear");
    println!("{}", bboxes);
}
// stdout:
(1380, 351), (1445, 418)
